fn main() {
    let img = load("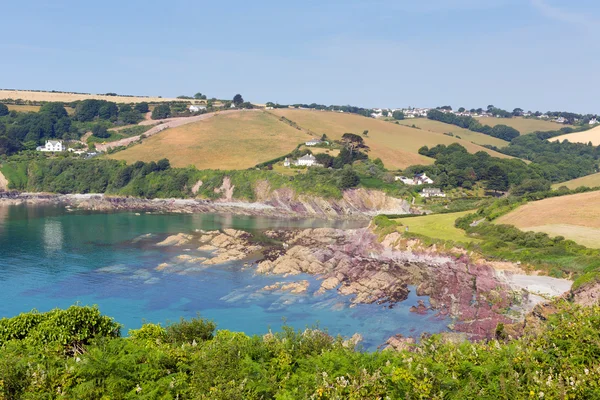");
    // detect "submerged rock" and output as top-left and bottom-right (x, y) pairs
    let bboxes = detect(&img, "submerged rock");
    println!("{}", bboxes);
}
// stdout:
(156, 233), (193, 246)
